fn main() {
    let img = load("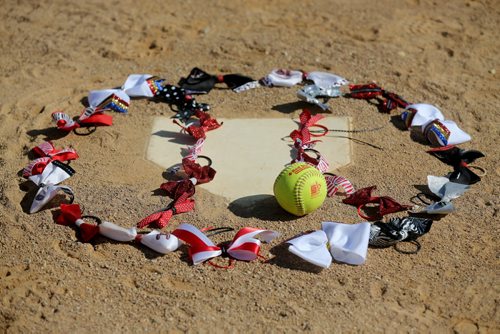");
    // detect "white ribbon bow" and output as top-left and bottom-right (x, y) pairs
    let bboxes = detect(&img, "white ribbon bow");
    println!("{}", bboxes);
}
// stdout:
(28, 161), (75, 213)
(288, 222), (370, 268)
(423, 175), (470, 214)
(305, 71), (349, 89)
(402, 104), (471, 146)
(262, 69), (304, 87)
(97, 222), (182, 254)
